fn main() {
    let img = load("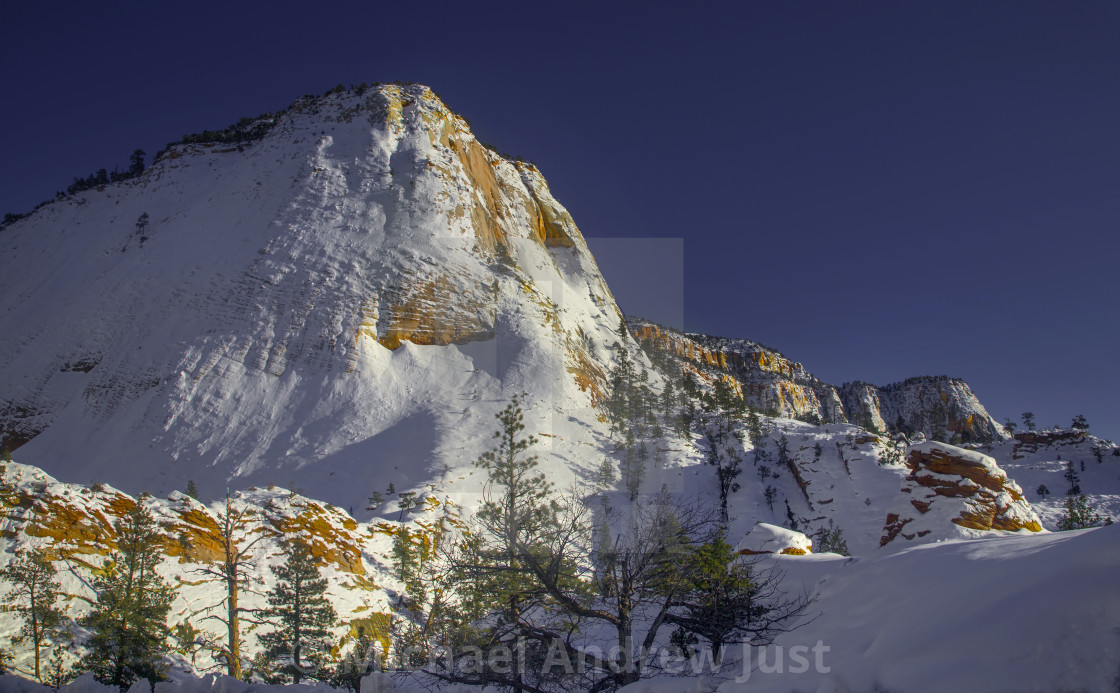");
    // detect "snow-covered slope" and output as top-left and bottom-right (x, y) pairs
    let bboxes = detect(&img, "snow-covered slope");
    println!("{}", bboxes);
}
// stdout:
(0, 84), (622, 512)
(627, 525), (1120, 693)
(7, 523), (1117, 693)
(1, 82), (1113, 692)
(987, 429), (1120, 529)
